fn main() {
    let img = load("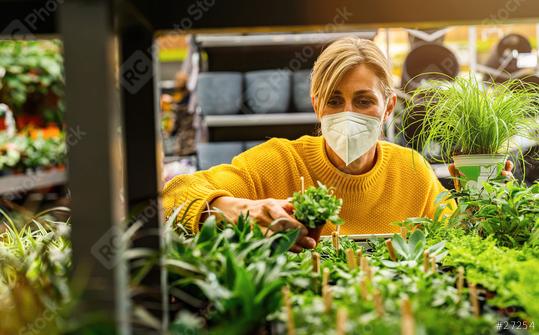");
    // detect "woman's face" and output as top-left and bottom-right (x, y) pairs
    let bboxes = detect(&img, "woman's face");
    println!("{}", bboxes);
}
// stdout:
(313, 64), (396, 122)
